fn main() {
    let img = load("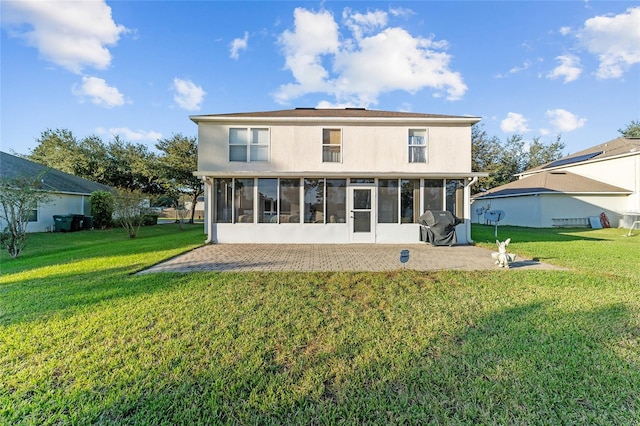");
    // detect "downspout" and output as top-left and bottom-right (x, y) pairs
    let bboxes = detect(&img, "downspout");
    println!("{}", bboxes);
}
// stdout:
(465, 176), (479, 244)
